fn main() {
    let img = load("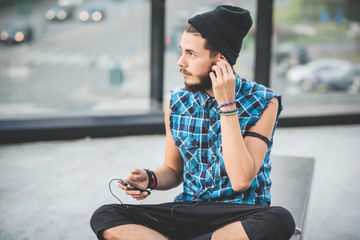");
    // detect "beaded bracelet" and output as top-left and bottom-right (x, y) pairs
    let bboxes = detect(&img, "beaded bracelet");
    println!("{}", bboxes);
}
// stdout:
(217, 100), (237, 109)
(219, 110), (238, 116)
(218, 108), (238, 114)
